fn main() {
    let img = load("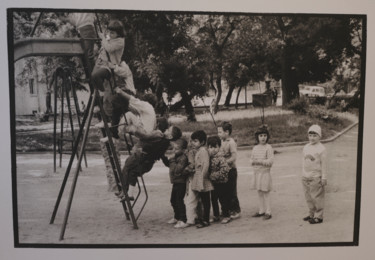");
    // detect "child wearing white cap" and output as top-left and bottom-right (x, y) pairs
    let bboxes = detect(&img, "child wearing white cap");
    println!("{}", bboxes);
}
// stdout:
(301, 124), (327, 224)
